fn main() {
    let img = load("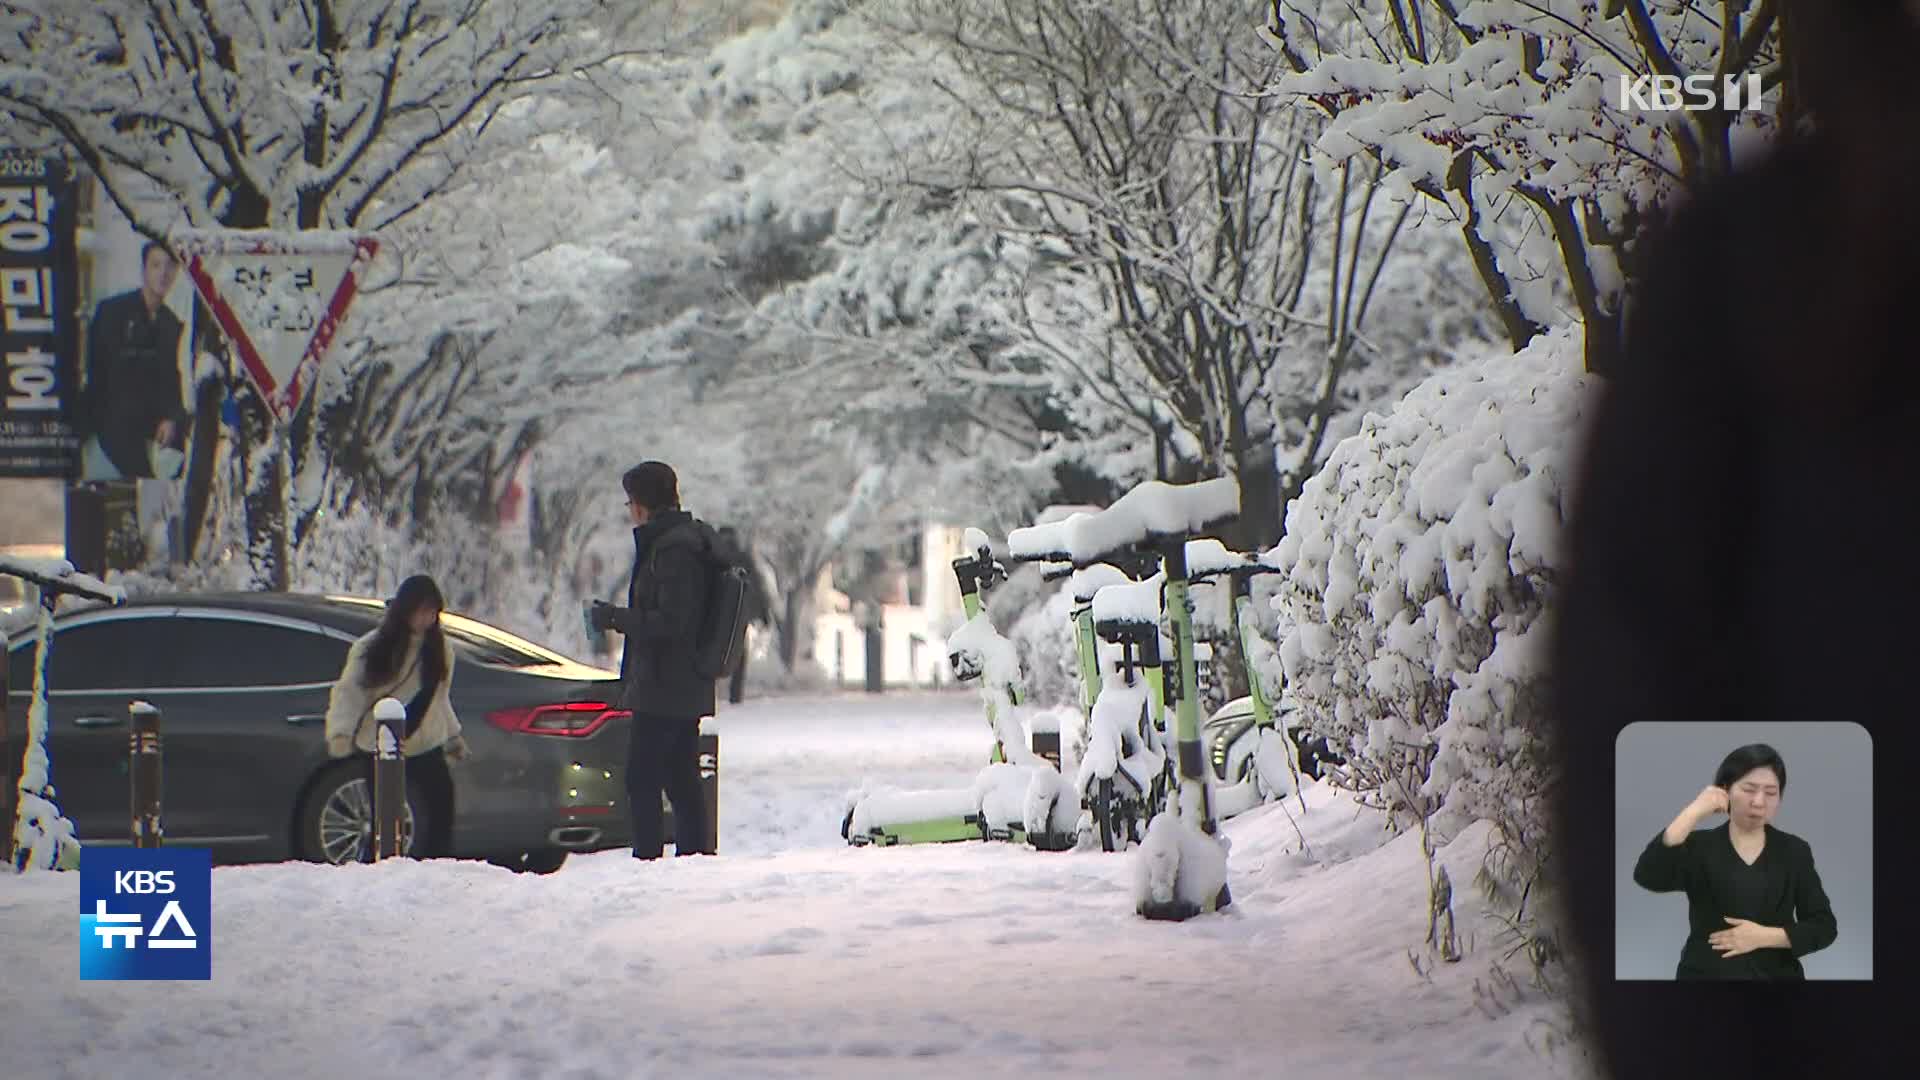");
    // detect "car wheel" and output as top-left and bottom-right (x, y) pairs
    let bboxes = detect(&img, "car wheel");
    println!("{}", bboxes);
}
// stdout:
(489, 849), (569, 875)
(298, 762), (427, 865)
